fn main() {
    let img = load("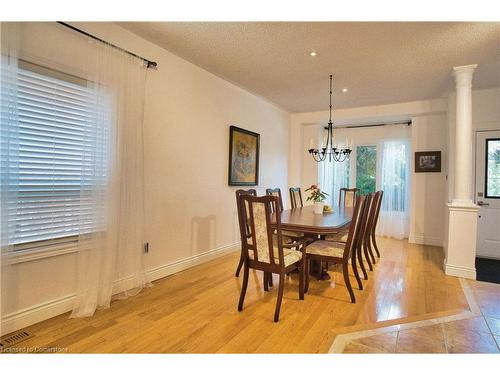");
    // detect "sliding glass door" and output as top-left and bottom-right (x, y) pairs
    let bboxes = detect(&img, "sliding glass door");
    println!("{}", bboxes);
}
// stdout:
(320, 137), (410, 239)
(356, 145), (377, 195)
